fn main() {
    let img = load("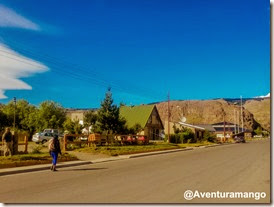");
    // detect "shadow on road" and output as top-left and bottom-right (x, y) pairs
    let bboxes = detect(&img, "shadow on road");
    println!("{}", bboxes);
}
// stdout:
(60, 167), (107, 172)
